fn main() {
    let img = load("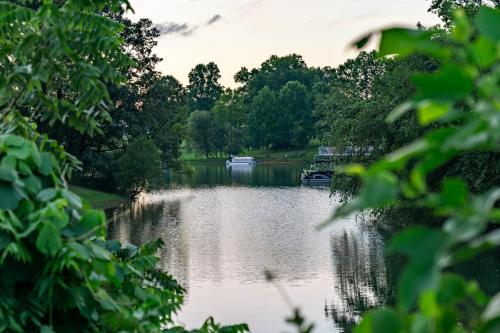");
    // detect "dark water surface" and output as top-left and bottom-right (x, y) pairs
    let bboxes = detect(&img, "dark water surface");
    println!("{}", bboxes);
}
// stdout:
(107, 163), (500, 332)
